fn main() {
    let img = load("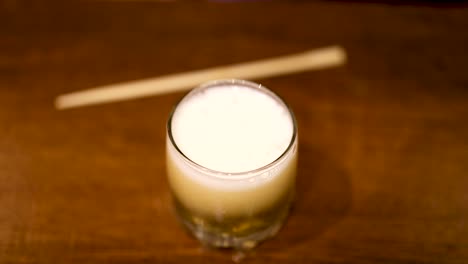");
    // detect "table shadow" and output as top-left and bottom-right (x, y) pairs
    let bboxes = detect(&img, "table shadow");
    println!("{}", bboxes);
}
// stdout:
(275, 142), (352, 250)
